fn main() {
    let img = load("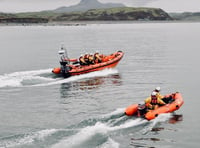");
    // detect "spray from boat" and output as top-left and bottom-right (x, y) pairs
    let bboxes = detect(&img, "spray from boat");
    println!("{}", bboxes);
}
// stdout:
(0, 68), (119, 88)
